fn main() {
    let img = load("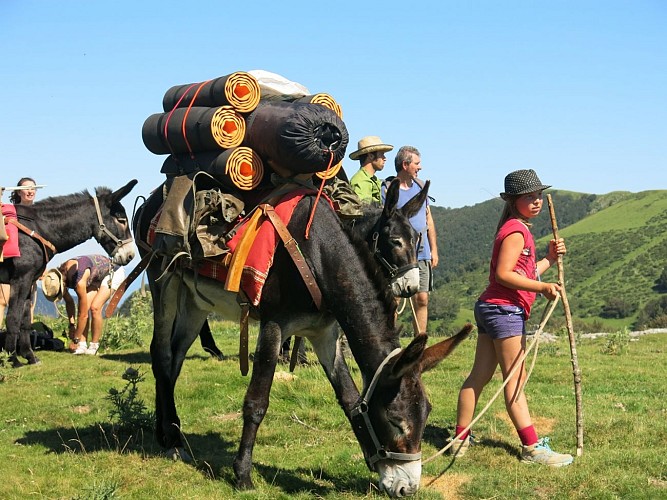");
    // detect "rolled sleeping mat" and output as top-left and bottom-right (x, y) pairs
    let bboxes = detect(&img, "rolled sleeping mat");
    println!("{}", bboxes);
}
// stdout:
(161, 148), (265, 191)
(243, 100), (348, 174)
(142, 106), (246, 155)
(295, 93), (343, 119)
(162, 71), (261, 113)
